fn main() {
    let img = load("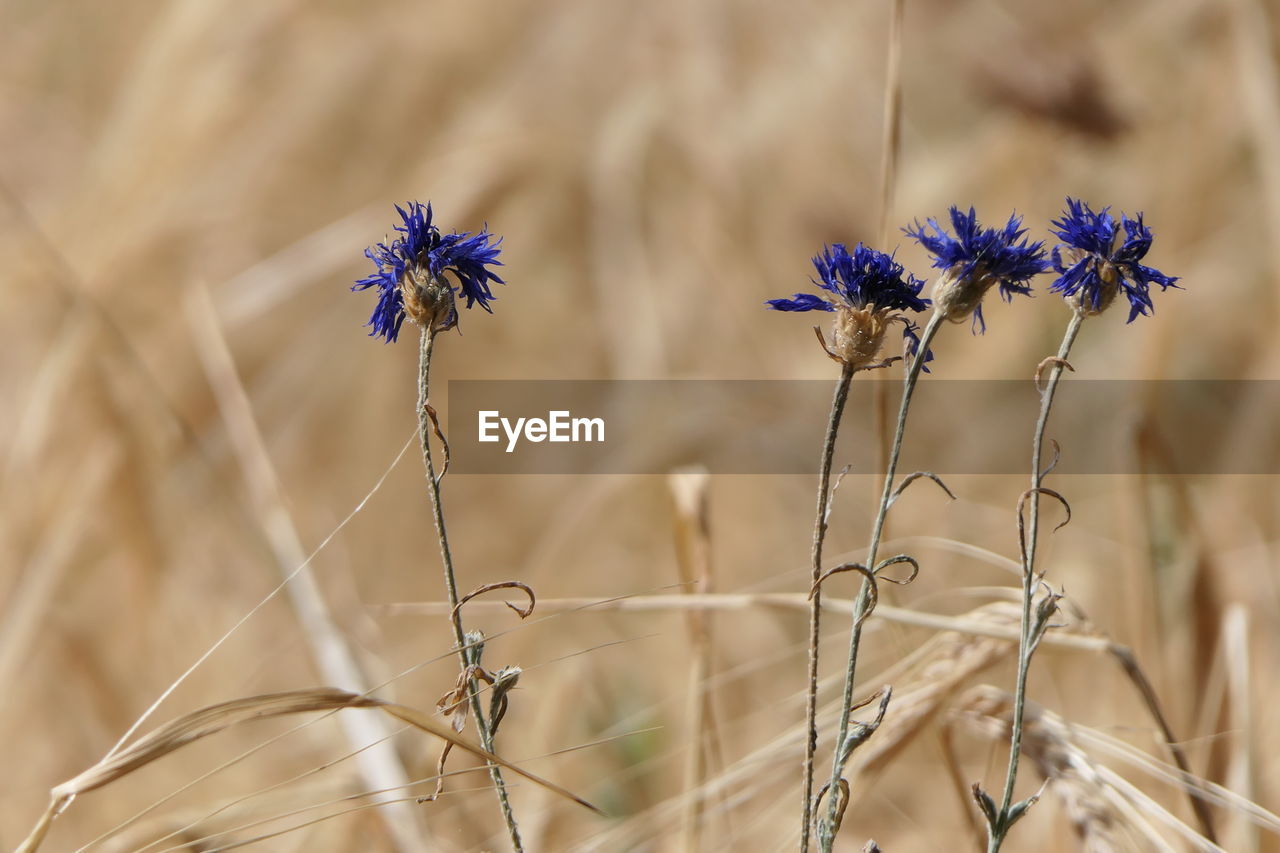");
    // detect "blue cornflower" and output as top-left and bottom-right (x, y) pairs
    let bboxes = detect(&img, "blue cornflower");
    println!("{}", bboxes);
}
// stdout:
(768, 243), (929, 315)
(904, 207), (1049, 332)
(766, 243), (929, 368)
(1049, 198), (1179, 321)
(353, 201), (505, 342)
